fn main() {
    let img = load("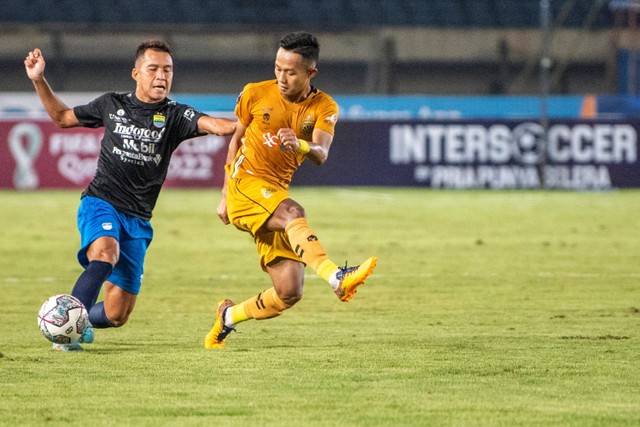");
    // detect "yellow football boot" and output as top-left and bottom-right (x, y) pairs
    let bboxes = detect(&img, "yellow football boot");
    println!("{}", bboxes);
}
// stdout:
(204, 299), (235, 349)
(334, 256), (377, 302)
